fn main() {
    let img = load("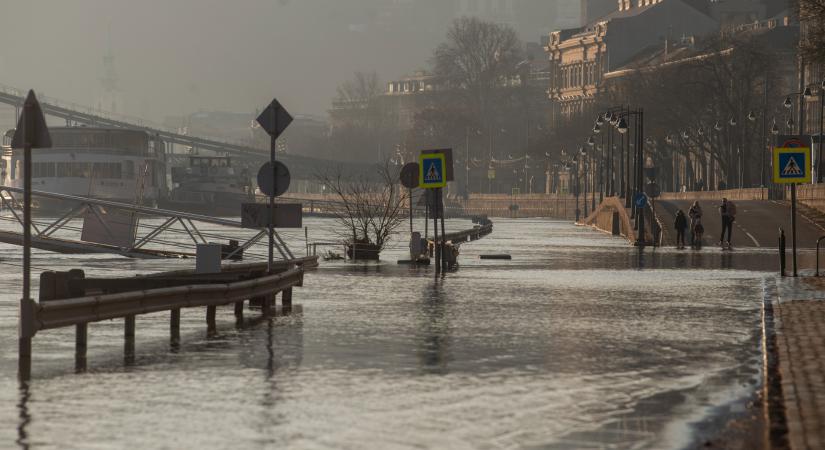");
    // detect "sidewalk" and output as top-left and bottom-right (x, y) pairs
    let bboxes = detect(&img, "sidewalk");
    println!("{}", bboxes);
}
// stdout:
(770, 276), (825, 449)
